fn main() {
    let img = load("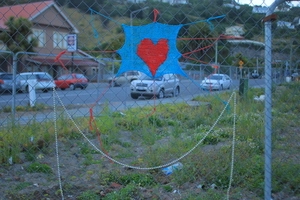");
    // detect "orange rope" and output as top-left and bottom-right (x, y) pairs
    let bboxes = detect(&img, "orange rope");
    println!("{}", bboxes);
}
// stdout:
(54, 50), (69, 71)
